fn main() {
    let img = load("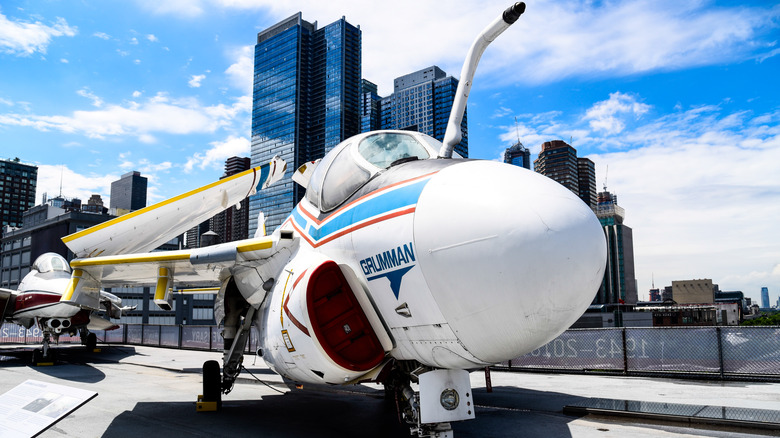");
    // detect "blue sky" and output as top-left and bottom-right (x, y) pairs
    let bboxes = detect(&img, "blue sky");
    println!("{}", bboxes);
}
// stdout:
(1, 0), (779, 304)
